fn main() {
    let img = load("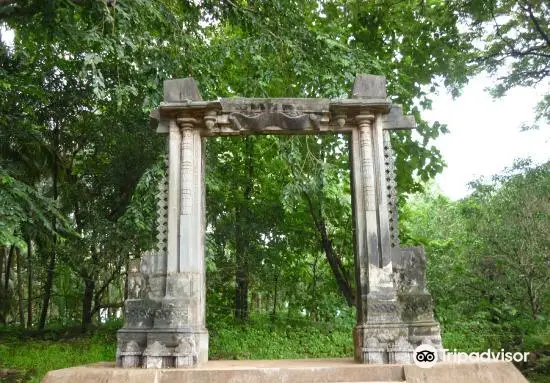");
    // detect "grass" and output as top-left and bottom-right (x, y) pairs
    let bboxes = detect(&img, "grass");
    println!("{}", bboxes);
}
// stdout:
(0, 315), (353, 382)
(0, 316), (545, 382)
(0, 338), (115, 382)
